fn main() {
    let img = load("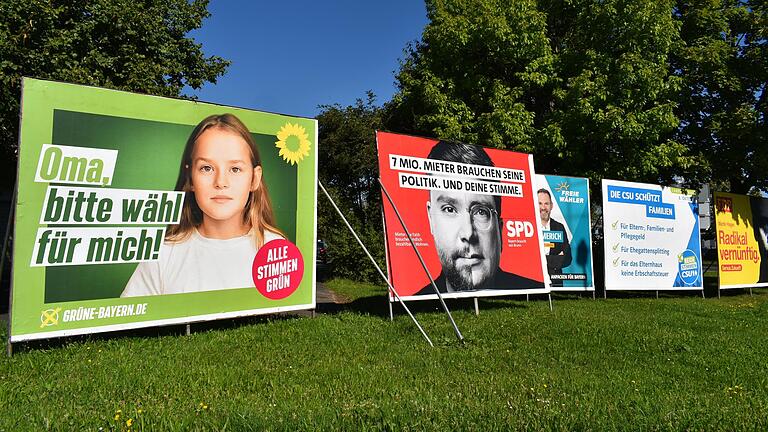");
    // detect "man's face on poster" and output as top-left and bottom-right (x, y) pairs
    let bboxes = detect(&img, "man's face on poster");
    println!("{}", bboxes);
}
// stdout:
(538, 191), (552, 224)
(427, 188), (501, 290)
